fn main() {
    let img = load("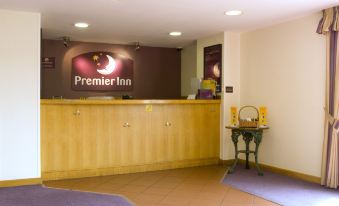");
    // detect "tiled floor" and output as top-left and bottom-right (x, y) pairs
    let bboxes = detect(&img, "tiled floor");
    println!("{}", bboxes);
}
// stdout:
(44, 165), (279, 206)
